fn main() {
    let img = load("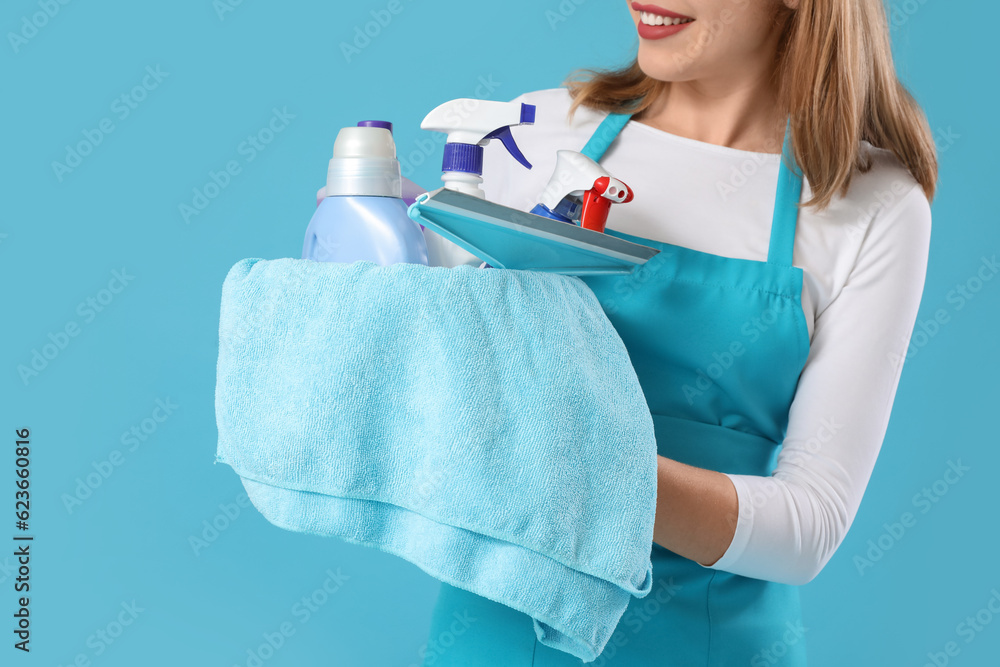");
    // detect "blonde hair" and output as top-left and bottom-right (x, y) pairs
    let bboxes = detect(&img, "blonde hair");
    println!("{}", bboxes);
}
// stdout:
(566, 0), (938, 210)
